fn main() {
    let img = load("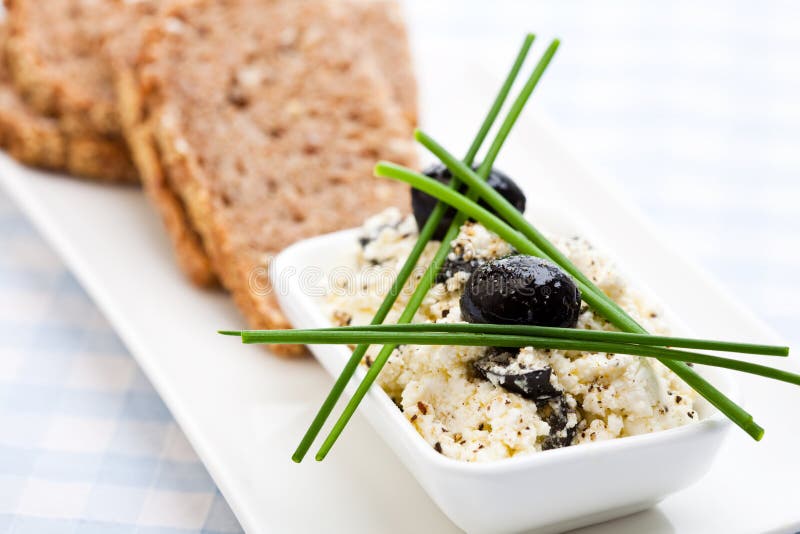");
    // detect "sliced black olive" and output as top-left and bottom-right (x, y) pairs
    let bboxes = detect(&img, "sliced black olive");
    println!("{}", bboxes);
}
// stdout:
(539, 395), (578, 450)
(358, 217), (404, 249)
(460, 255), (581, 328)
(473, 348), (561, 402)
(473, 349), (578, 450)
(412, 163), (526, 241)
(435, 255), (483, 284)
